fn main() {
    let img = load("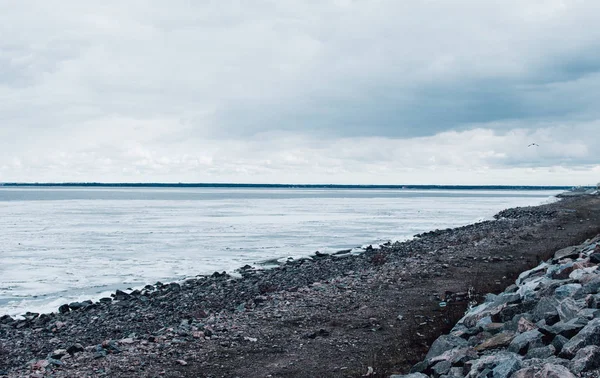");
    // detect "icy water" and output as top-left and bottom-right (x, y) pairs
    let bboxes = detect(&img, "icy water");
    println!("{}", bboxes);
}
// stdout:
(0, 187), (560, 317)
